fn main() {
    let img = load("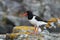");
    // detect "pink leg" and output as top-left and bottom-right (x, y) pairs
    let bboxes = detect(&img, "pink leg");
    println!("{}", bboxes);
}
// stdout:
(31, 26), (38, 34)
